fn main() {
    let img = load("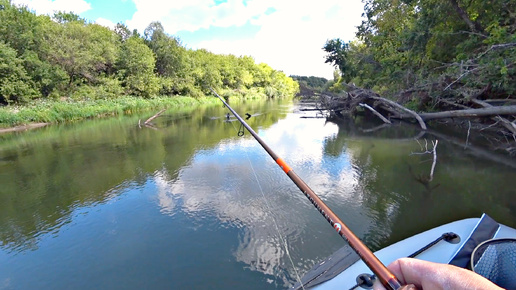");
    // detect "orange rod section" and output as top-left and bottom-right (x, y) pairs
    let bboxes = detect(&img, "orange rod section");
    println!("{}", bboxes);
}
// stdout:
(276, 158), (292, 174)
